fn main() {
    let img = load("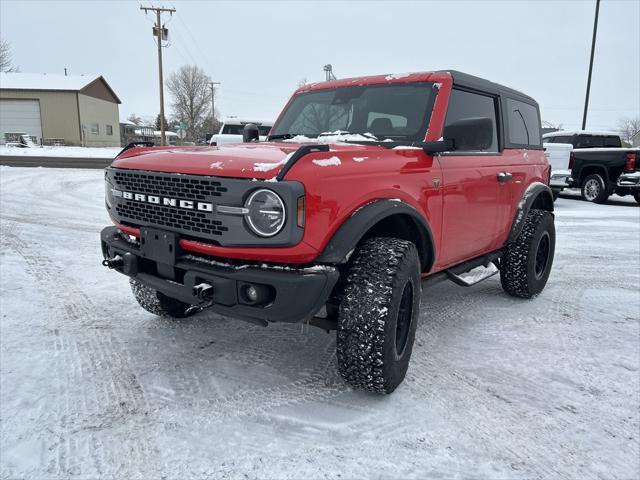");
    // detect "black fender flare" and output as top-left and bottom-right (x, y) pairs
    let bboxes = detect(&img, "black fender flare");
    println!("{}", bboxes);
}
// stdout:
(575, 163), (610, 185)
(316, 199), (435, 271)
(508, 182), (554, 243)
